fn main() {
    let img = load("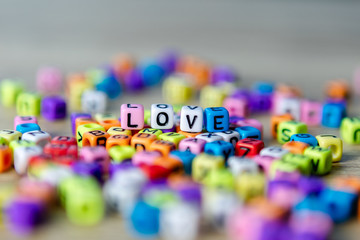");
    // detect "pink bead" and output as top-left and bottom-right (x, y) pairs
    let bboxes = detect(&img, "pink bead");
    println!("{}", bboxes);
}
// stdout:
(269, 186), (300, 209)
(354, 67), (360, 95)
(120, 104), (144, 130)
(236, 119), (263, 136)
(273, 170), (301, 184)
(252, 155), (276, 176)
(223, 97), (248, 117)
(301, 99), (322, 126)
(36, 67), (62, 95)
(178, 138), (206, 154)
(227, 207), (263, 240)
(79, 146), (110, 173)
(132, 151), (161, 165)
(14, 116), (38, 130)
